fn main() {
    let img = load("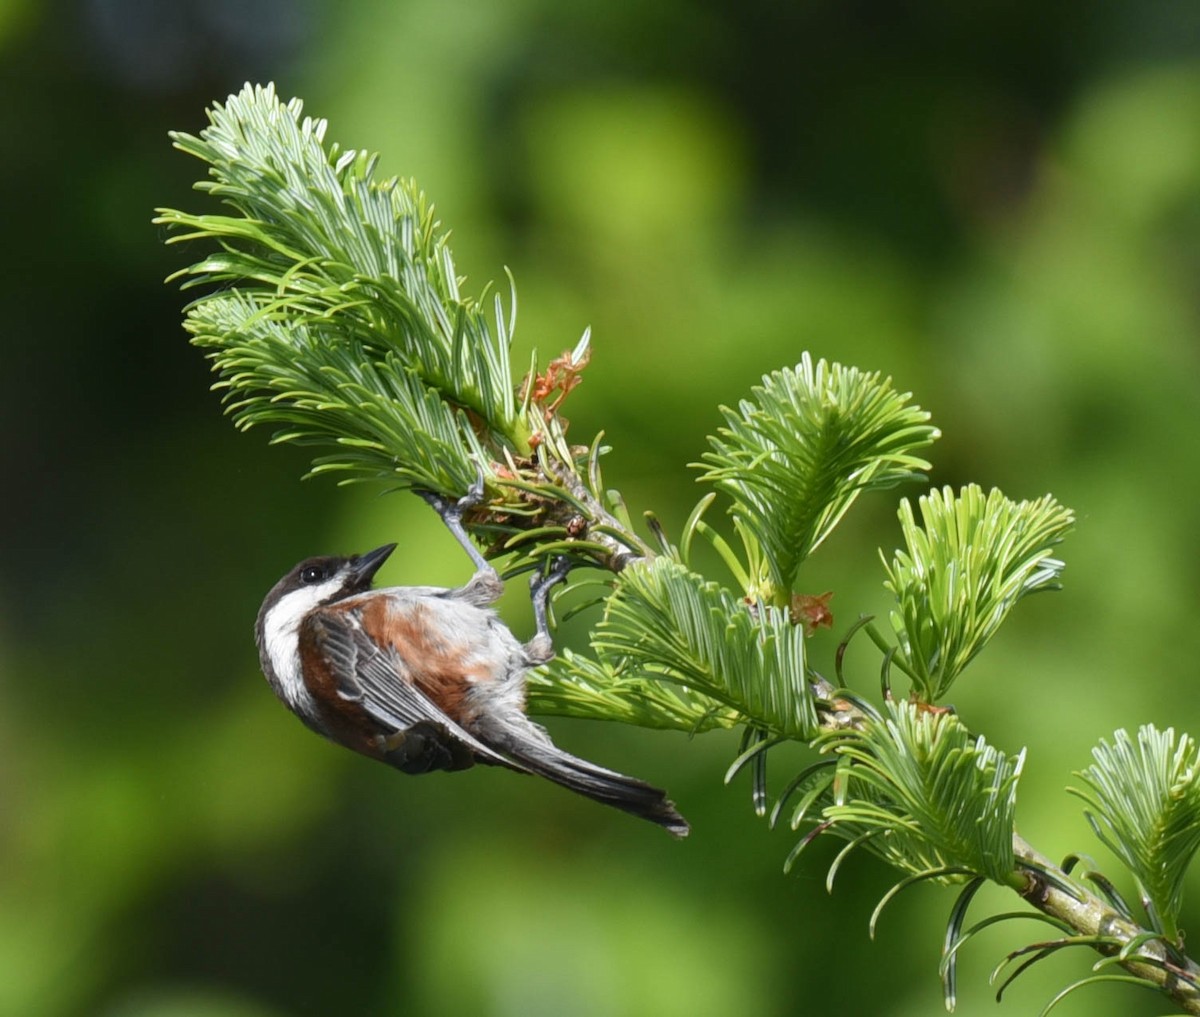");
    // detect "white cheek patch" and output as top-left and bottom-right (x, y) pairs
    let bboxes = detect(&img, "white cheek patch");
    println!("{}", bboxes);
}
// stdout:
(261, 579), (343, 714)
